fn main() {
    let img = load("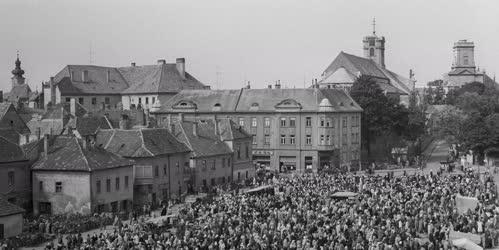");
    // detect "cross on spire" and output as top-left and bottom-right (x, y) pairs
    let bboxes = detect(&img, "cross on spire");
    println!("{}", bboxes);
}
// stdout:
(372, 17), (376, 35)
